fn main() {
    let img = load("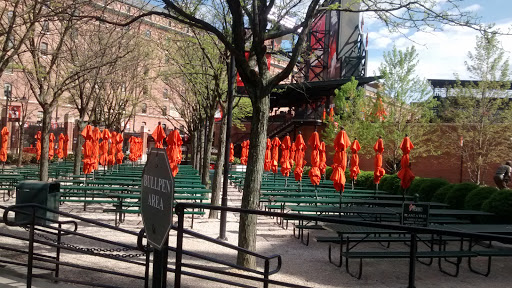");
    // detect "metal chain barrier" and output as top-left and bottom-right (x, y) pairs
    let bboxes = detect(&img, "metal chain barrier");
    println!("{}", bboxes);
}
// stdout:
(23, 226), (146, 258)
